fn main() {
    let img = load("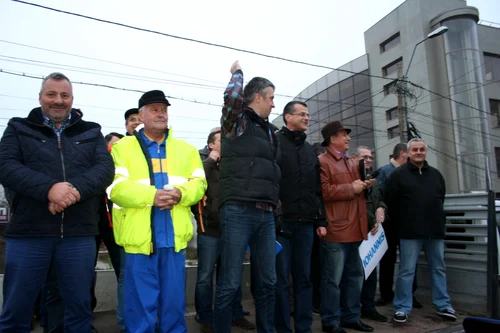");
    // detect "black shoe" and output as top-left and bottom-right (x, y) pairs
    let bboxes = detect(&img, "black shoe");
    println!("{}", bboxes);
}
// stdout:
(413, 296), (423, 309)
(232, 317), (256, 330)
(322, 325), (346, 333)
(341, 320), (374, 332)
(91, 326), (98, 333)
(361, 311), (388, 322)
(243, 309), (251, 316)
